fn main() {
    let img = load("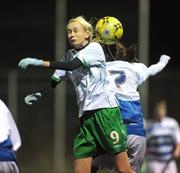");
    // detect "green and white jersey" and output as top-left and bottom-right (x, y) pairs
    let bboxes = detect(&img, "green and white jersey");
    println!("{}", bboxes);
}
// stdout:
(52, 42), (118, 117)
